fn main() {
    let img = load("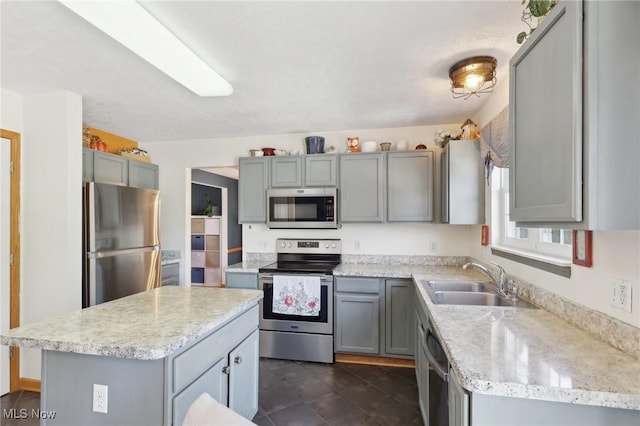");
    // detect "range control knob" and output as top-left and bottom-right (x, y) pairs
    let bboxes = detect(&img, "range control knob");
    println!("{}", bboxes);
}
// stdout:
(331, 243), (336, 248)
(287, 242), (292, 248)
(325, 244), (330, 249)
(281, 242), (286, 248)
